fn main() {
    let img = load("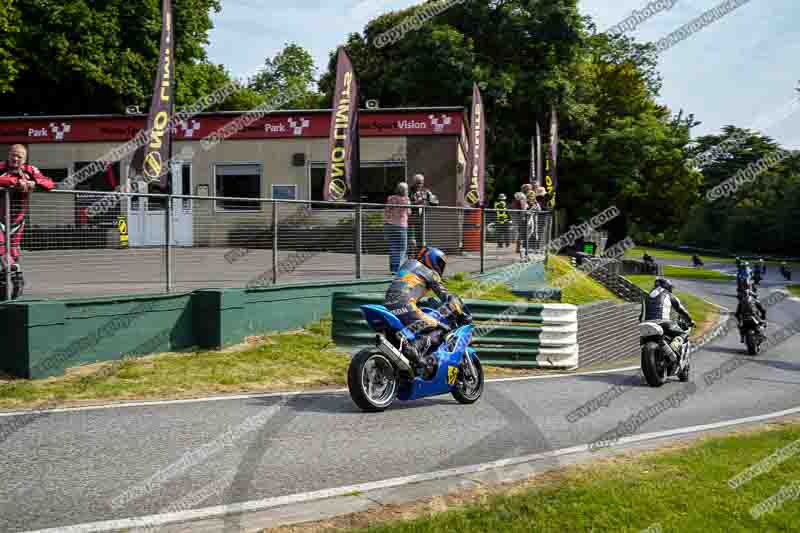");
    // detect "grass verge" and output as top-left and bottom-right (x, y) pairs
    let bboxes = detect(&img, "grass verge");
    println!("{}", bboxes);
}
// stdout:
(625, 246), (800, 269)
(535, 255), (623, 305)
(663, 265), (736, 281)
(625, 274), (721, 339)
(787, 285), (800, 297)
(266, 421), (800, 533)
